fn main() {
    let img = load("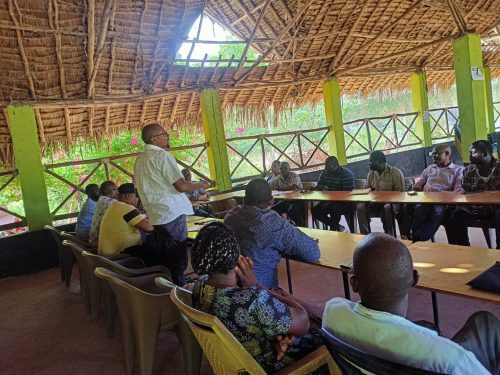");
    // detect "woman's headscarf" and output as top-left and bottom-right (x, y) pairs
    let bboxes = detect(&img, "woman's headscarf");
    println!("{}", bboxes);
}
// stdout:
(191, 222), (241, 275)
